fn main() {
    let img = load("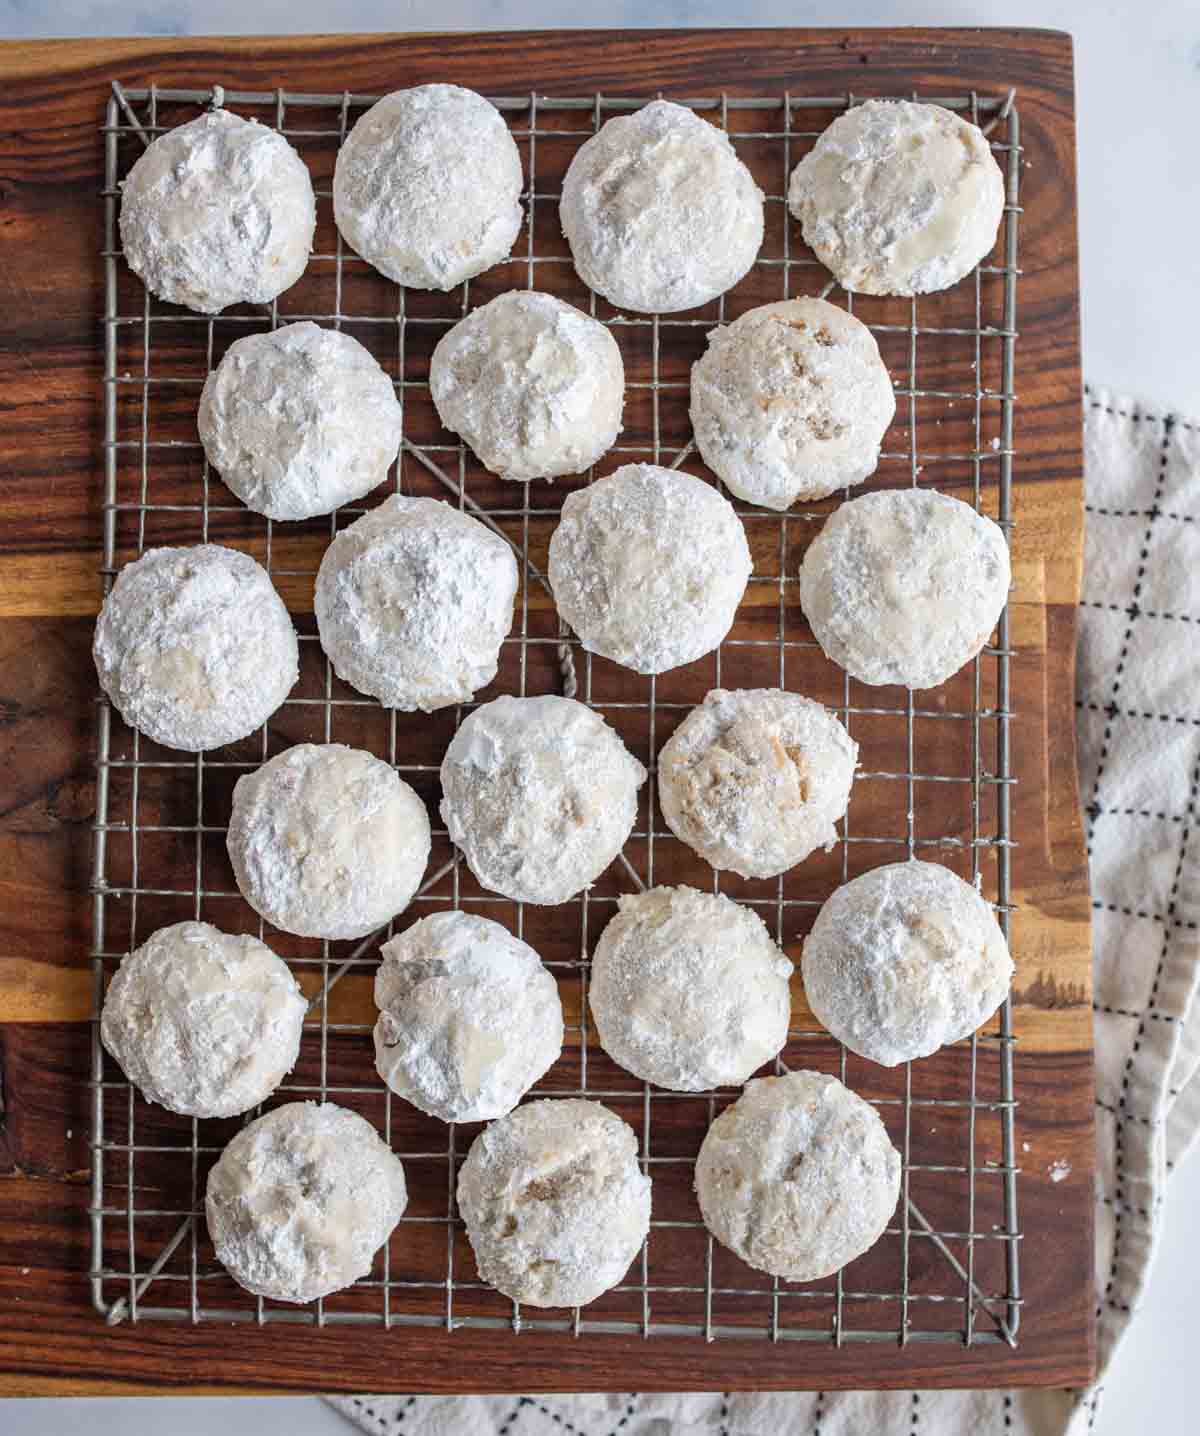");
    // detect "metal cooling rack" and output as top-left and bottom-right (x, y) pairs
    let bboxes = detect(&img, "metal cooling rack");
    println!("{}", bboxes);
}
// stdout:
(91, 80), (1022, 1351)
